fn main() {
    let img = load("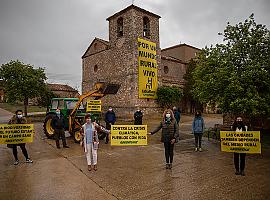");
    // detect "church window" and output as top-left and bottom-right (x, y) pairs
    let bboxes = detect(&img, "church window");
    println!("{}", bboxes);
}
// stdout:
(117, 17), (123, 37)
(94, 65), (98, 72)
(143, 17), (150, 38)
(164, 66), (169, 74)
